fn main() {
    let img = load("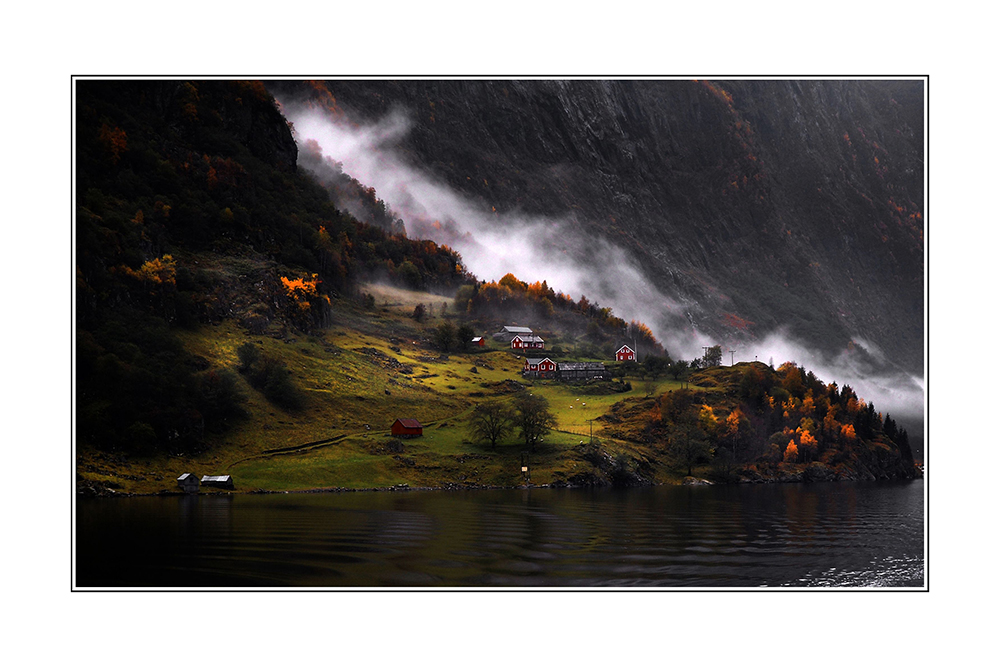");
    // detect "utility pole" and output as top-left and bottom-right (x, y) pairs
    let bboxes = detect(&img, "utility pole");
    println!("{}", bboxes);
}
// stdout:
(588, 418), (596, 446)
(729, 349), (736, 366)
